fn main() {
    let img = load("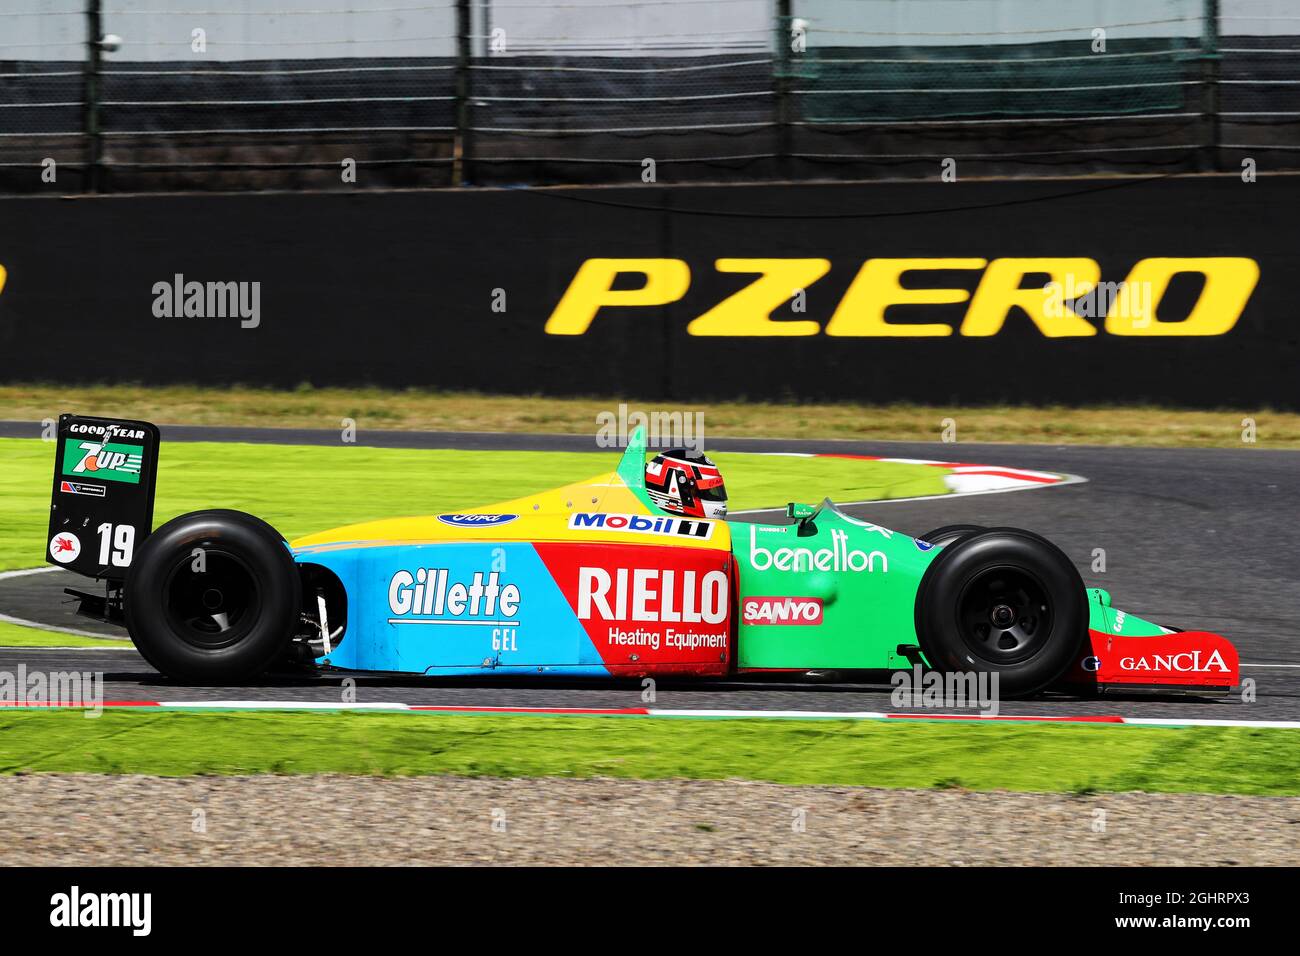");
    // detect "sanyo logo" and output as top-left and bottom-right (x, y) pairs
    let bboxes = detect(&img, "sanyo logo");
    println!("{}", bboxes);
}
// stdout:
(743, 596), (824, 626)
